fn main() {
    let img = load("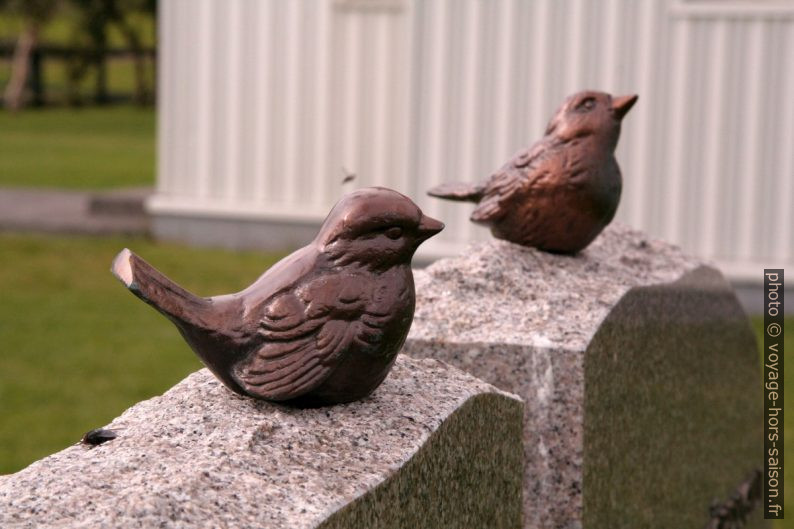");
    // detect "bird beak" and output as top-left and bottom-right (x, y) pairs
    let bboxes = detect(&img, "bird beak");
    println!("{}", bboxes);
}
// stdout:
(611, 94), (638, 120)
(416, 214), (444, 241)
